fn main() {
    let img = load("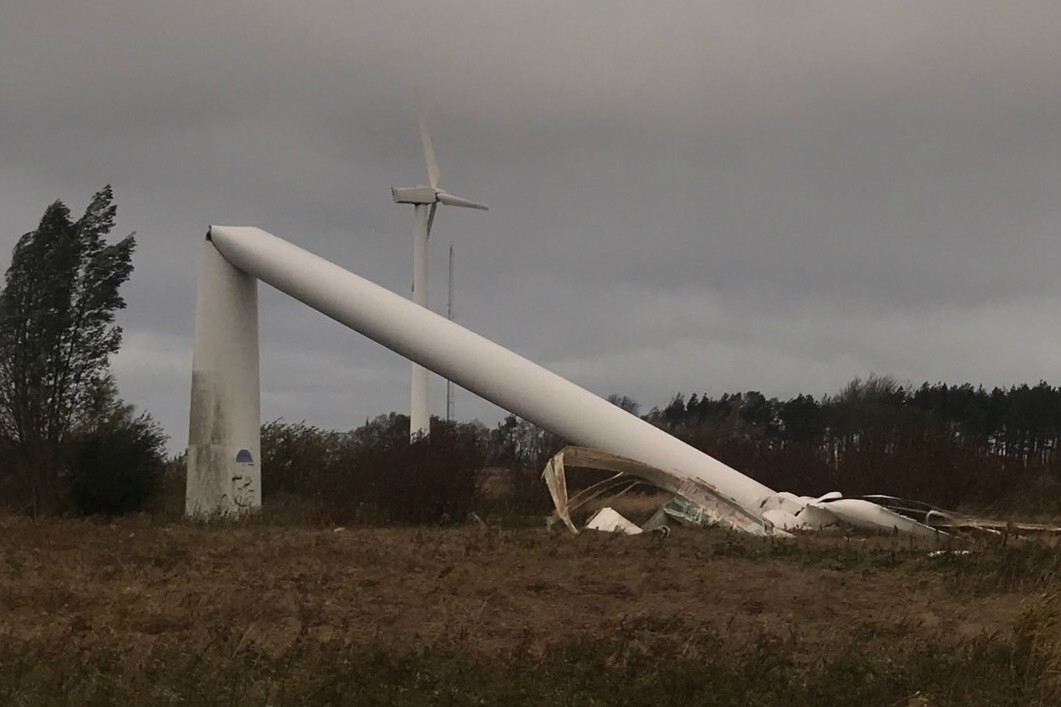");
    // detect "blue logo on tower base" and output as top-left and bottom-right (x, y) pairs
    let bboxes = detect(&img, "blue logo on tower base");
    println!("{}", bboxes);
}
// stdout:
(235, 449), (254, 464)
